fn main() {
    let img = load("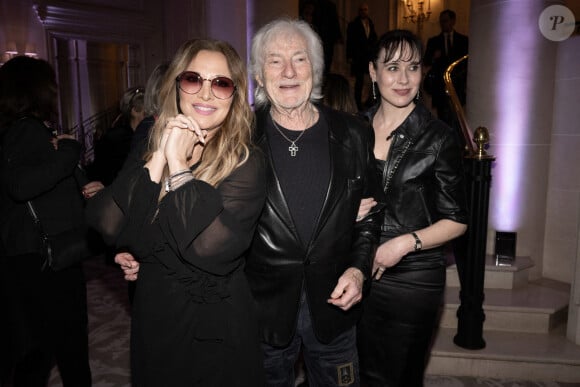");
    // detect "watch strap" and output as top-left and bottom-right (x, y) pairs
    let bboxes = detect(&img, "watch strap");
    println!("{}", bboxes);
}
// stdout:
(411, 232), (422, 251)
